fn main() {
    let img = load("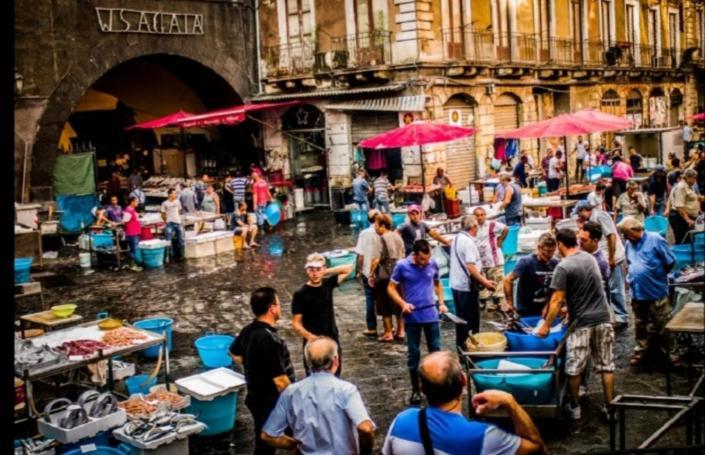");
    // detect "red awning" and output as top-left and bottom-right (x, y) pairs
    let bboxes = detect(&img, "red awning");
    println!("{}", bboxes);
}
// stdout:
(124, 111), (195, 130)
(175, 101), (300, 128)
